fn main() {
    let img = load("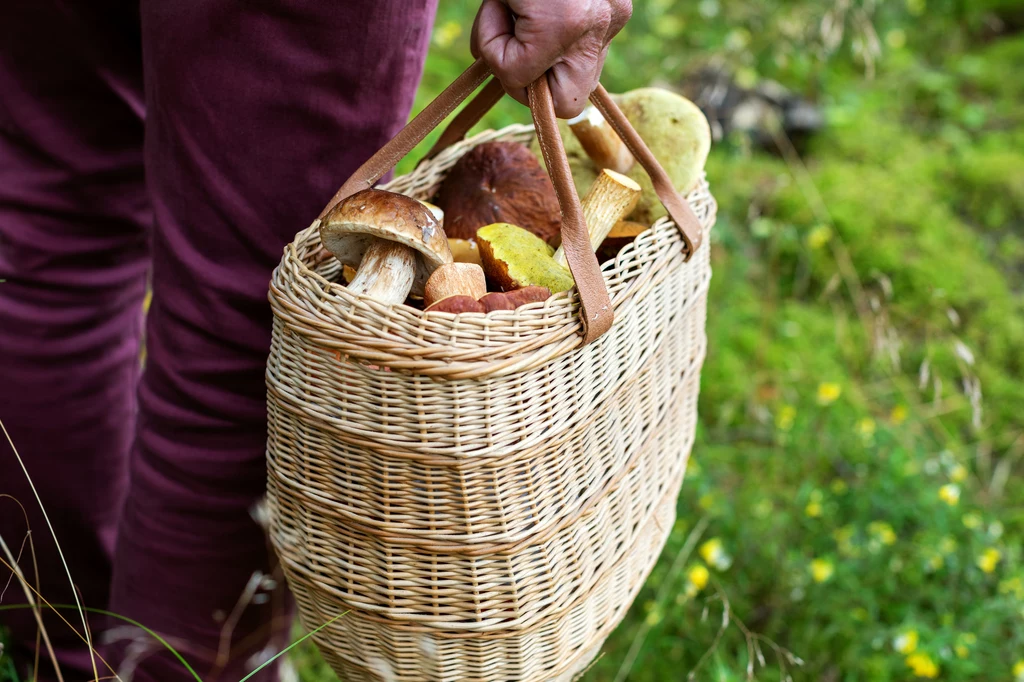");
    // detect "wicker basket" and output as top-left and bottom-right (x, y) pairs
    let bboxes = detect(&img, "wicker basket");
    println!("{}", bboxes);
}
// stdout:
(266, 62), (716, 681)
